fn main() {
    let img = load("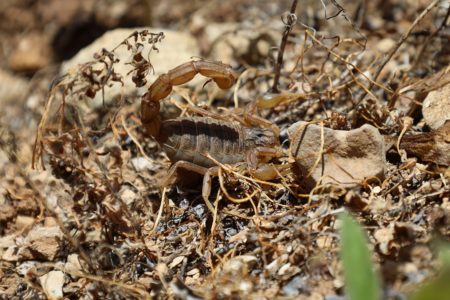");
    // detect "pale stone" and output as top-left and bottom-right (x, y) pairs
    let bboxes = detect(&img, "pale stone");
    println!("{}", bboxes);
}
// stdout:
(40, 270), (65, 300)
(64, 254), (83, 275)
(0, 69), (29, 104)
(422, 83), (450, 129)
(8, 32), (52, 73)
(22, 225), (64, 261)
(376, 38), (395, 53)
(204, 22), (281, 65)
(62, 27), (201, 108)
(288, 122), (386, 189)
